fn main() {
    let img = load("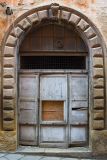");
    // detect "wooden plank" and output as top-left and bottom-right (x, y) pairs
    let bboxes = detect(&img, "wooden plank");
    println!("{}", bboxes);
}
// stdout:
(42, 101), (64, 111)
(42, 111), (64, 121)
(71, 101), (88, 109)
